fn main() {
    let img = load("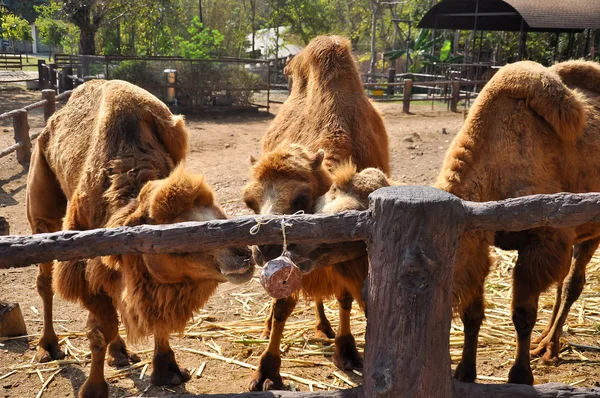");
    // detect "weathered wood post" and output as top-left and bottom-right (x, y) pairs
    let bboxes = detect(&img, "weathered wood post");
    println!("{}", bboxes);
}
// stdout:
(42, 89), (56, 124)
(13, 110), (31, 164)
(387, 68), (396, 96)
(402, 79), (412, 114)
(364, 186), (466, 398)
(0, 217), (27, 338)
(451, 81), (461, 112)
(37, 59), (46, 89)
(49, 63), (58, 90)
(63, 66), (74, 91)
